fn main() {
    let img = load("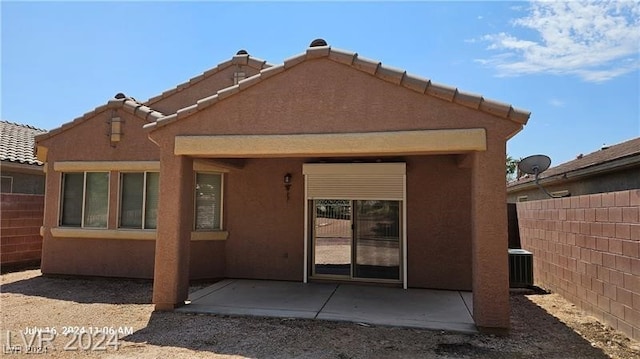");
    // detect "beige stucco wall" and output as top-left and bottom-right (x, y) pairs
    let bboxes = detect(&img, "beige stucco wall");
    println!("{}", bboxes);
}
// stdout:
(223, 158), (306, 280)
(38, 110), (160, 277)
(151, 58), (519, 138)
(407, 155), (472, 290)
(38, 107), (228, 279)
